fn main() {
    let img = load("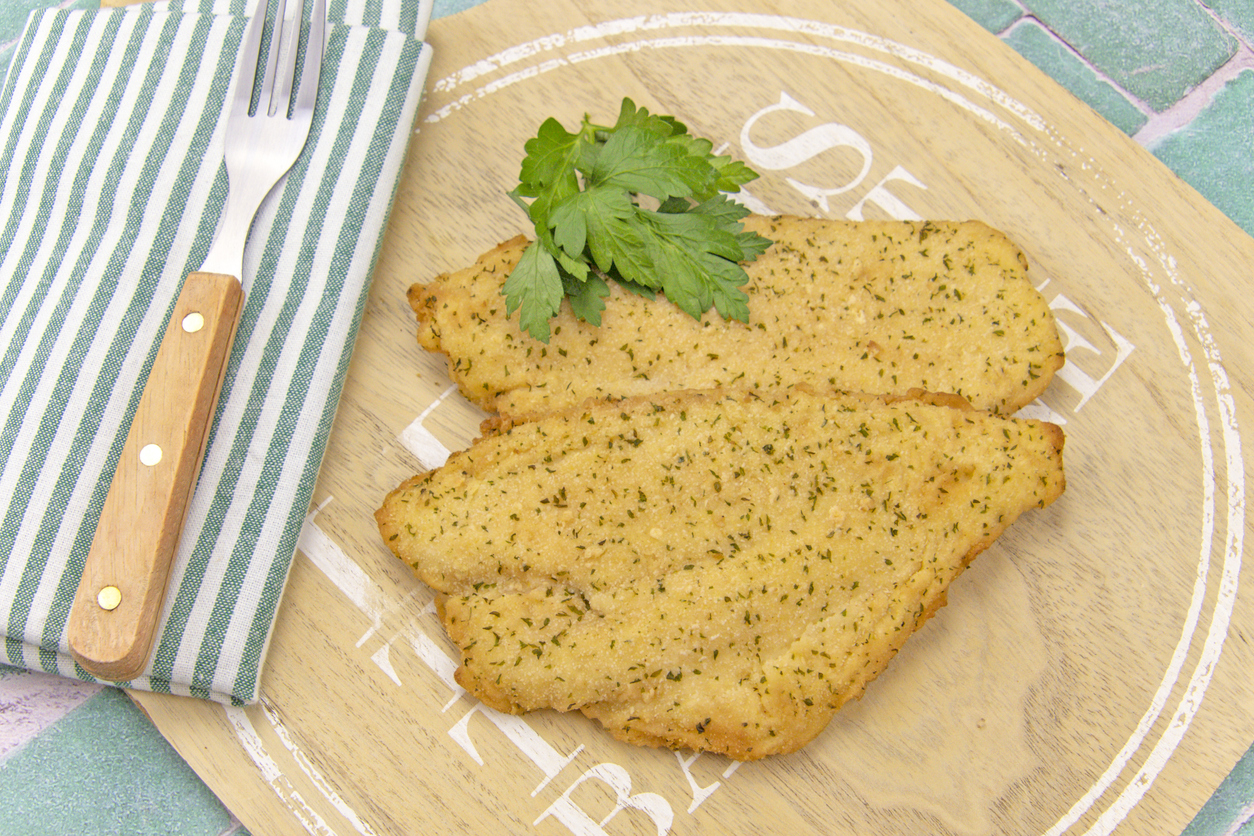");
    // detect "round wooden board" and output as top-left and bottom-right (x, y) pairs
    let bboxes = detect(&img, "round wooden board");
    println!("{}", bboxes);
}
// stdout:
(132, 0), (1254, 834)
